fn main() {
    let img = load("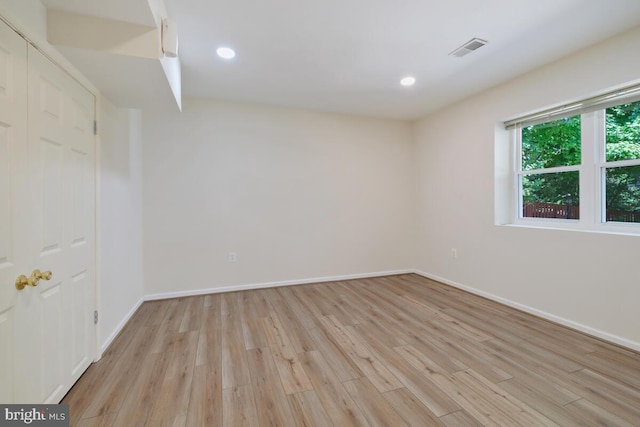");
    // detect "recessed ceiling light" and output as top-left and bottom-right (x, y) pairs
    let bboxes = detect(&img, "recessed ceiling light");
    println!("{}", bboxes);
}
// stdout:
(400, 76), (416, 87)
(216, 47), (236, 59)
